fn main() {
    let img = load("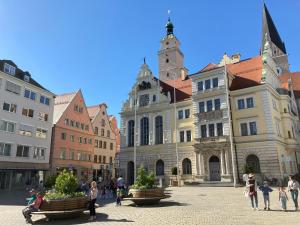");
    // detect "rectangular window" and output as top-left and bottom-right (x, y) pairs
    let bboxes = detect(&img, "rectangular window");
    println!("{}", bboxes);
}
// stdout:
(4, 63), (16, 75)
(249, 122), (257, 135)
(238, 99), (245, 110)
(98, 155), (102, 163)
(185, 109), (190, 119)
(246, 97), (254, 108)
(81, 123), (84, 130)
(199, 102), (205, 113)
(178, 110), (183, 119)
(109, 157), (113, 164)
(207, 100), (213, 112)
(205, 79), (211, 89)
(24, 89), (36, 101)
(0, 142), (12, 156)
(83, 138), (87, 144)
(76, 122), (80, 128)
(99, 141), (103, 148)
(95, 140), (98, 147)
(217, 123), (223, 136)
(186, 130), (191, 142)
(70, 150), (75, 160)
(103, 156), (106, 164)
(60, 148), (66, 160)
(110, 143), (113, 150)
(70, 135), (75, 142)
(0, 120), (15, 132)
(214, 99), (221, 110)
(240, 123), (248, 136)
(36, 128), (47, 139)
(19, 124), (34, 136)
(94, 155), (97, 163)
(16, 145), (29, 157)
(180, 131), (185, 142)
(22, 108), (34, 118)
(94, 127), (98, 135)
(61, 132), (66, 140)
(212, 77), (218, 88)
(103, 142), (107, 149)
(40, 95), (50, 105)
(33, 147), (45, 160)
(209, 124), (215, 137)
(64, 118), (69, 125)
(201, 125), (207, 138)
(38, 112), (48, 122)
(5, 81), (21, 95)
(197, 81), (203, 91)
(70, 120), (75, 127)
(2, 102), (17, 113)
(79, 137), (82, 143)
